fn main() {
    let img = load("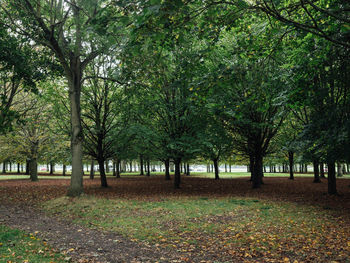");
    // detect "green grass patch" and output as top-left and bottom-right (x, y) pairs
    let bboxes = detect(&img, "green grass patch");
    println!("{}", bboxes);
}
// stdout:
(0, 224), (65, 262)
(0, 175), (70, 180)
(43, 195), (350, 262)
